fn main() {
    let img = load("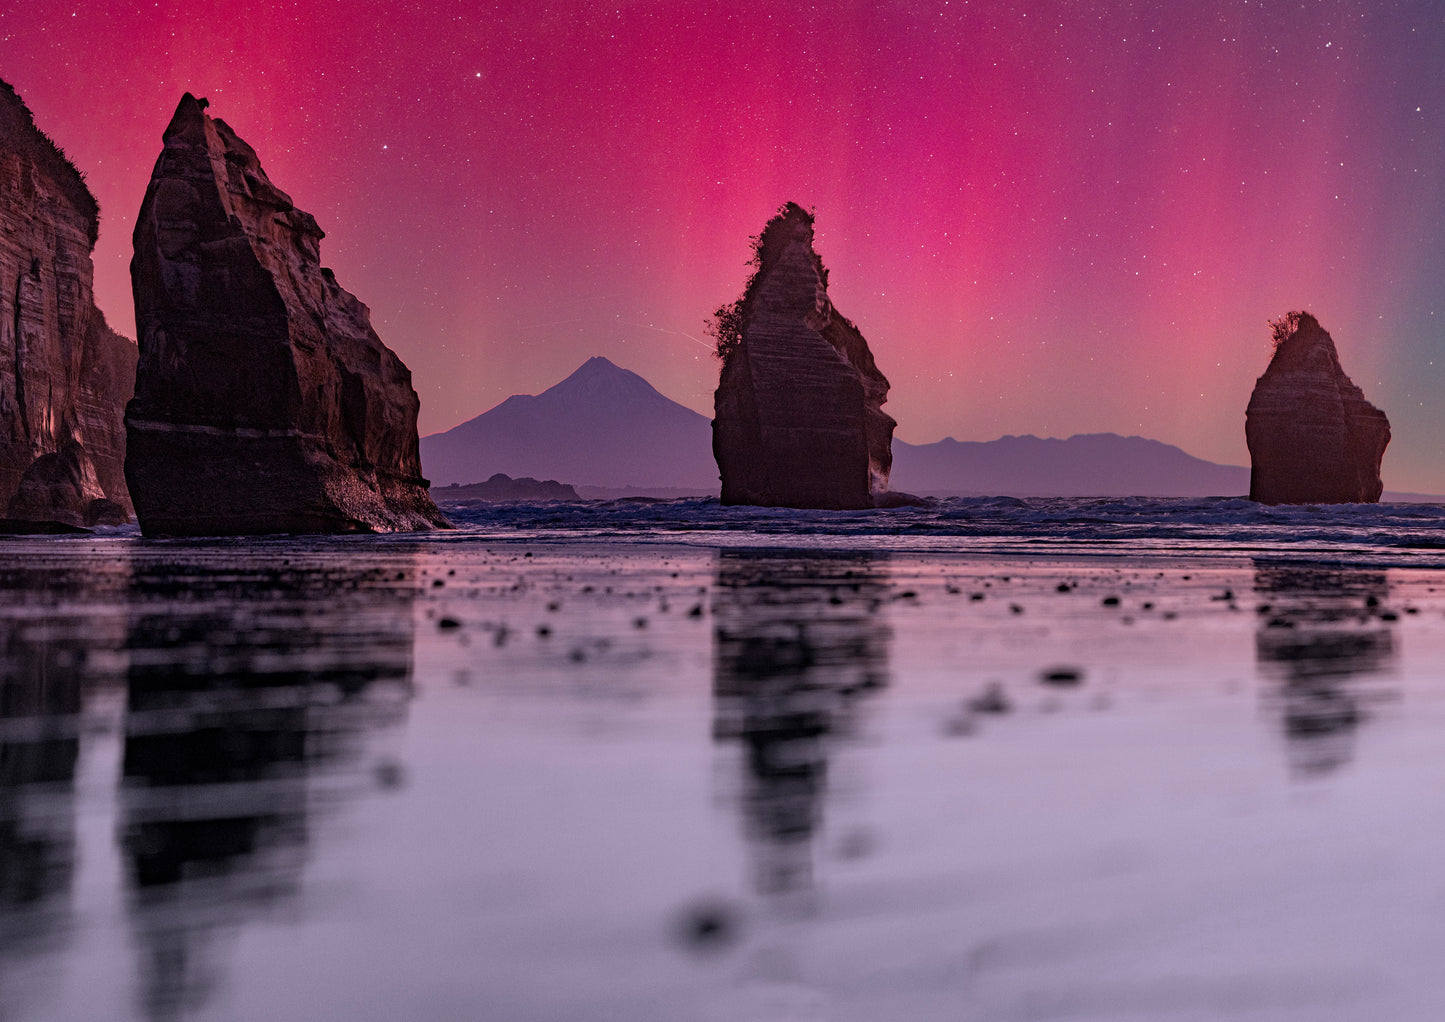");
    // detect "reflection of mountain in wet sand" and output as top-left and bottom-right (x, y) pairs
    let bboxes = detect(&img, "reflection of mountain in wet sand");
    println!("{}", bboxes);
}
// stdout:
(1253, 562), (1398, 777)
(119, 554), (419, 1020)
(711, 551), (890, 901)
